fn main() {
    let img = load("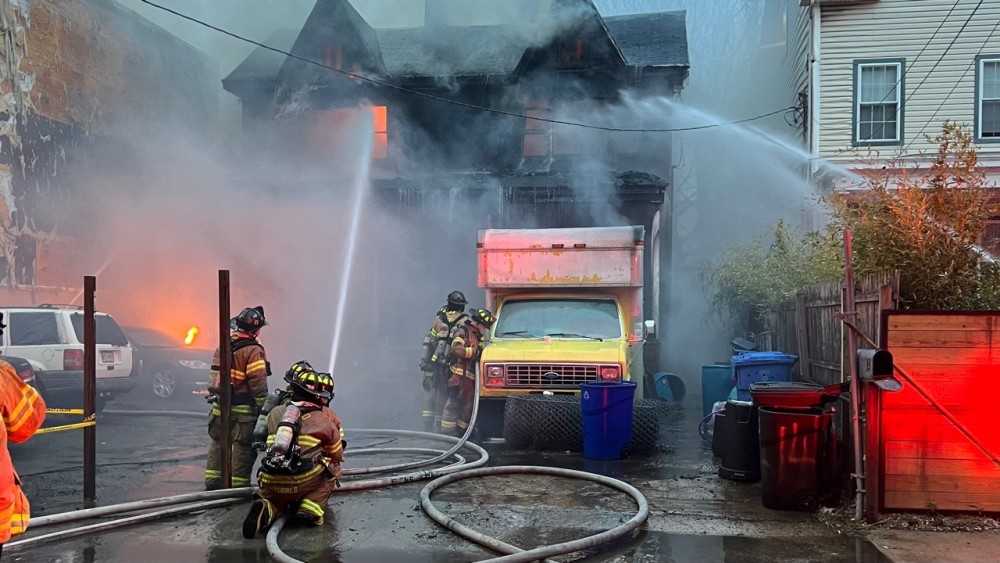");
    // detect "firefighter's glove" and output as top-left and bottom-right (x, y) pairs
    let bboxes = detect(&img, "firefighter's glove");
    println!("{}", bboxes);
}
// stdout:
(422, 375), (433, 392)
(419, 360), (432, 372)
(206, 394), (219, 404)
(448, 385), (460, 398)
